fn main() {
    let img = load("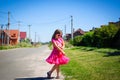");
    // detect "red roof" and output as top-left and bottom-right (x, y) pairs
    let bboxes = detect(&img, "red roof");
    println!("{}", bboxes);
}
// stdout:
(74, 28), (85, 35)
(20, 32), (26, 39)
(4, 30), (19, 39)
